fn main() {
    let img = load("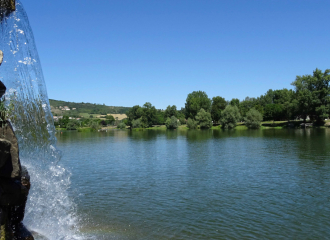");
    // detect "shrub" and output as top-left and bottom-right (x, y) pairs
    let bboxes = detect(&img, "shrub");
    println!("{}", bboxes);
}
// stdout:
(66, 120), (80, 130)
(89, 120), (100, 131)
(195, 108), (213, 129)
(179, 117), (186, 125)
(132, 118), (142, 128)
(187, 118), (198, 129)
(219, 105), (241, 129)
(245, 108), (263, 129)
(117, 122), (127, 129)
(165, 116), (180, 129)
